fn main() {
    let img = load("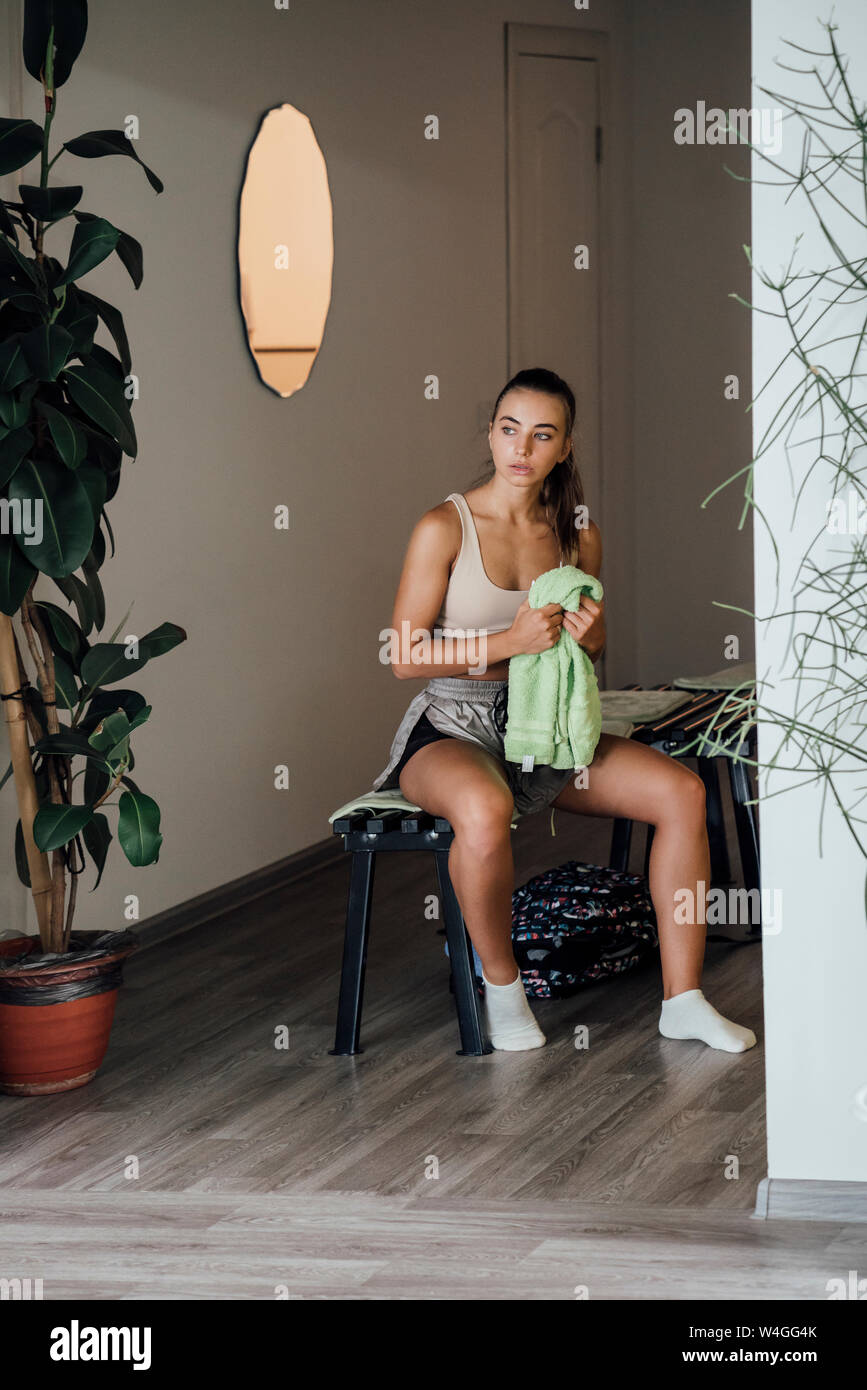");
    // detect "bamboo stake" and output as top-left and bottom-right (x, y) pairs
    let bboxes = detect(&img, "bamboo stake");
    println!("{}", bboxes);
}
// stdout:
(22, 596), (67, 952)
(0, 612), (52, 948)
